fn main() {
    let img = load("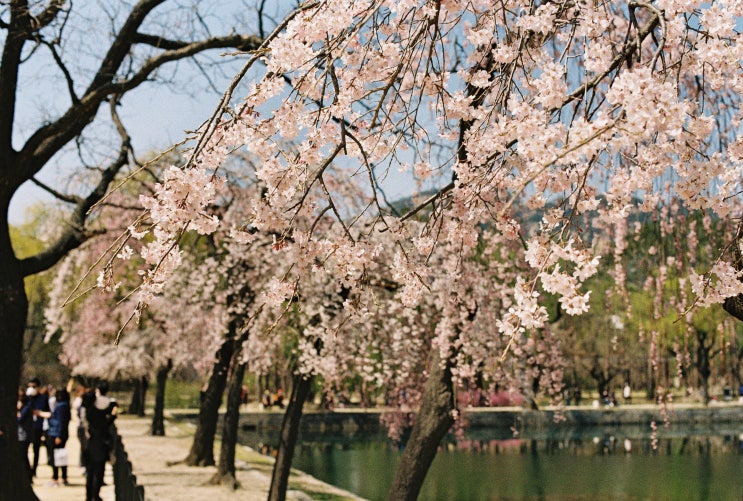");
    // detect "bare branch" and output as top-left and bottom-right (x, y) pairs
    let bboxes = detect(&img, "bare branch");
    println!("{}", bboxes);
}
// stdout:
(42, 39), (79, 104)
(30, 0), (66, 30)
(132, 31), (265, 53)
(29, 176), (80, 204)
(18, 30), (262, 180)
(0, 1), (31, 157)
